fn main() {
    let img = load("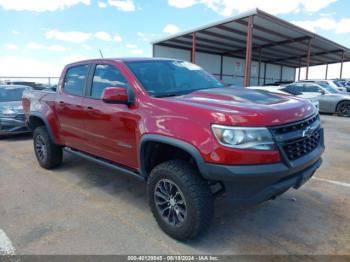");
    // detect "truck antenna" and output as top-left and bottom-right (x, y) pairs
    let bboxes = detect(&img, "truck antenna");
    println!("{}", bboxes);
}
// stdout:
(99, 49), (104, 58)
